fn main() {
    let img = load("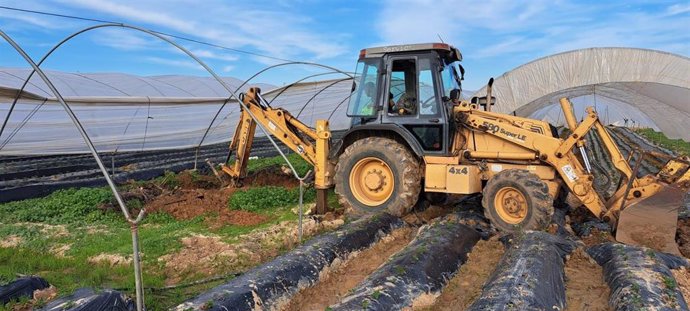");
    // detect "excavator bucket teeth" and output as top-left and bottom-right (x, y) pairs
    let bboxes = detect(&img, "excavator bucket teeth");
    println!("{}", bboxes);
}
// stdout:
(615, 184), (685, 255)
